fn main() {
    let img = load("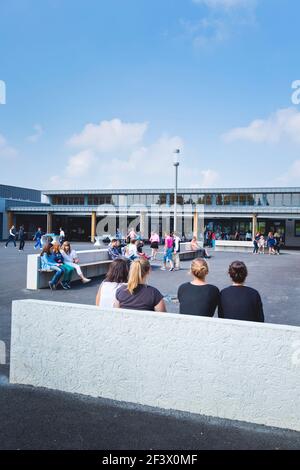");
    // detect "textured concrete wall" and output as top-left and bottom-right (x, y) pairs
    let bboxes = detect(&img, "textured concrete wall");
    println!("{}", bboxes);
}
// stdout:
(10, 299), (300, 431)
